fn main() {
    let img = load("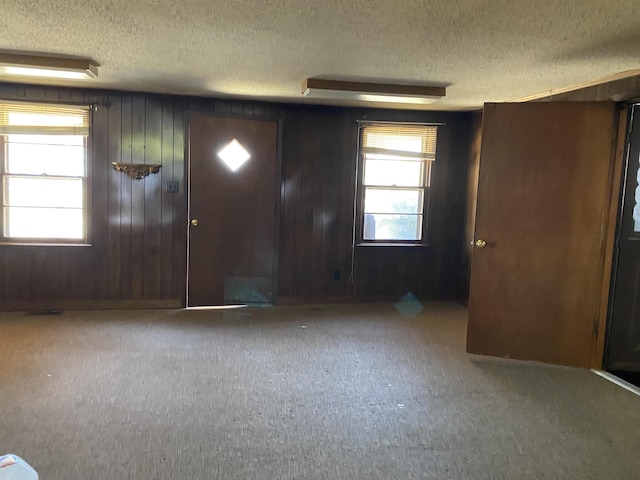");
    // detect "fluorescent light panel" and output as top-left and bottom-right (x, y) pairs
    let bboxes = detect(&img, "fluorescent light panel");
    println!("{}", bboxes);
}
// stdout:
(357, 94), (437, 105)
(0, 53), (98, 80)
(302, 78), (445, 104)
